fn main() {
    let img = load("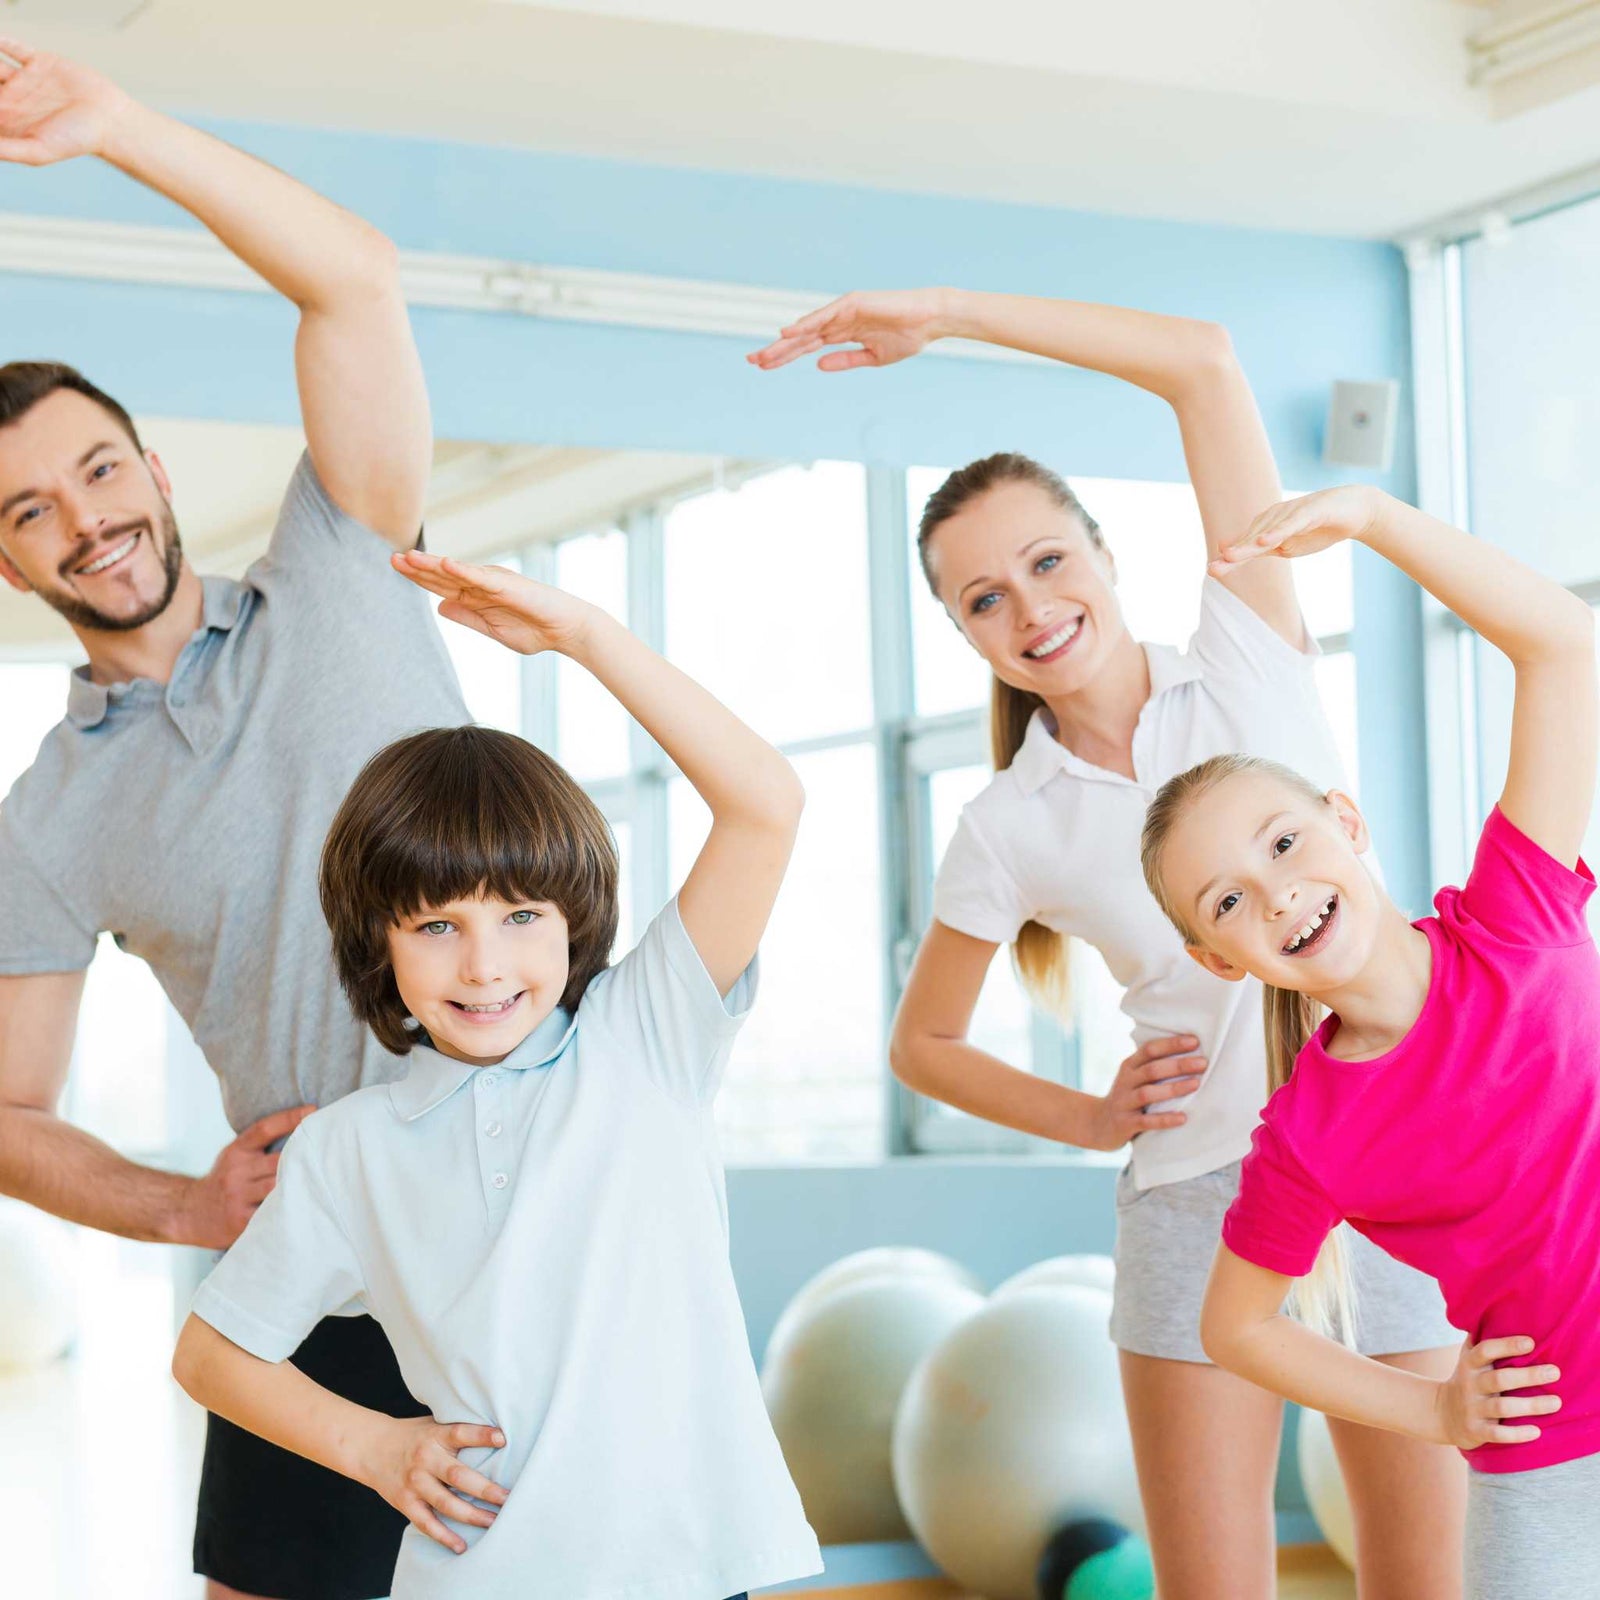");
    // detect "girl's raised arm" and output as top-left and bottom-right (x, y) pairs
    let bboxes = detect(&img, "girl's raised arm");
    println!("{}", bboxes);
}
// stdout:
(394, 551), (803, 994)
(1213, 486), (1597, 867)
(749, 288), (1302, 645)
